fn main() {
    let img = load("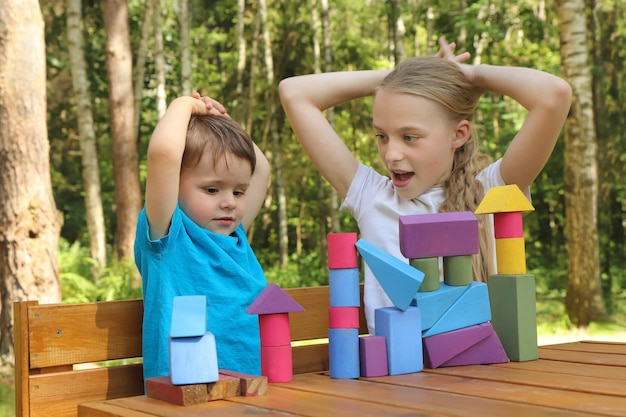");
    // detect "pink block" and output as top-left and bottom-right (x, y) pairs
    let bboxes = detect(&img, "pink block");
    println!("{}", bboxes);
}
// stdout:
(423, 322), (508, 368)
(399, 212), (479, 259)
(359, 336), (388, 377)
(328, 307), (360, 329)
(328, 233), (358, 269)
(494, 211), (523, 238)
(261, 344), (293, 382)
(258, 313), (291, 346)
